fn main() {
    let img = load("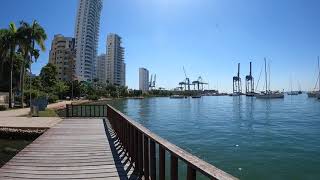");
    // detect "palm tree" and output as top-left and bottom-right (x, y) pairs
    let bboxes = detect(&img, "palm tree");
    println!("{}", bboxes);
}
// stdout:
(17, 20), (47, 108)
(0, 23), (19, 108)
